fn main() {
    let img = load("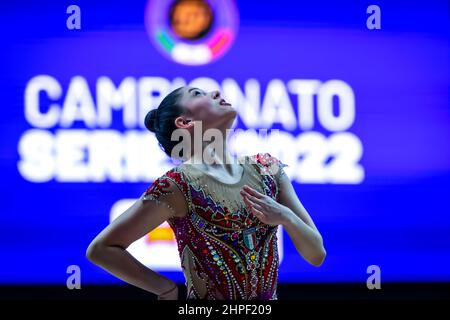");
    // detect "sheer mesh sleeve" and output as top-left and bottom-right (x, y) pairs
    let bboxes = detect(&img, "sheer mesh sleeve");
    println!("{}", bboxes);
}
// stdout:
(140, 168), (191, 222)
